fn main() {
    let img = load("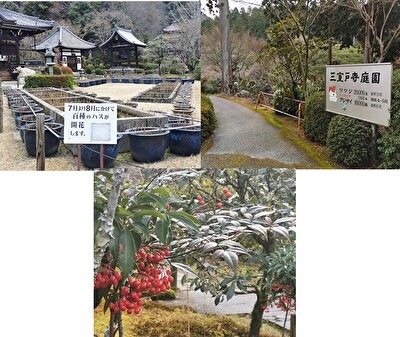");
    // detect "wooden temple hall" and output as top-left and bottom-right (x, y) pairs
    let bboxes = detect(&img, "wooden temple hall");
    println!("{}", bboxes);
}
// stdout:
(100, 26), (146, 68)
(1, 6), (148, 80)
(0, 7), (53, 79)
